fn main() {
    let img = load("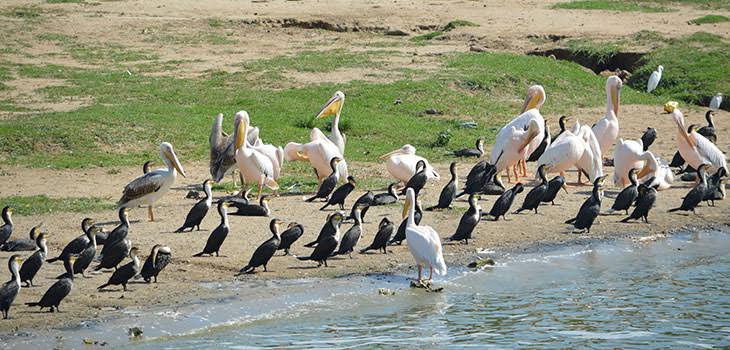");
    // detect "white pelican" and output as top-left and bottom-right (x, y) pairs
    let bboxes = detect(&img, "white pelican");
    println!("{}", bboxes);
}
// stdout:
(646, 65), (663, 93)
(493, 119), (541, 183)
(234, 111), (279, 198)
(537, 129), (586, 179)
(284, 128), (349, 183)
(710, 93), (723, 111)
(641, 155), (674, 191)
(252, 136), (284, 180)
(613, 139), (673, 190)
(379, 144), (440, 185)
(490, 85), (546, 181)
(403, 188), (446, 281)
(672, 109), (727, 172)
(210, 113), (260, 182)
(577, 125), (604, 184)
(118, 142), (186, 221)
(592, 76), (622, 158)
(315, 91), (346, 154)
